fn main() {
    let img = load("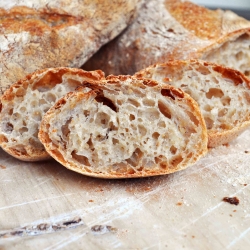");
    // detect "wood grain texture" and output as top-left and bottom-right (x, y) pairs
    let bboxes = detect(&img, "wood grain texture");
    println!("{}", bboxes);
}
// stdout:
(1, 130), (250, 249)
